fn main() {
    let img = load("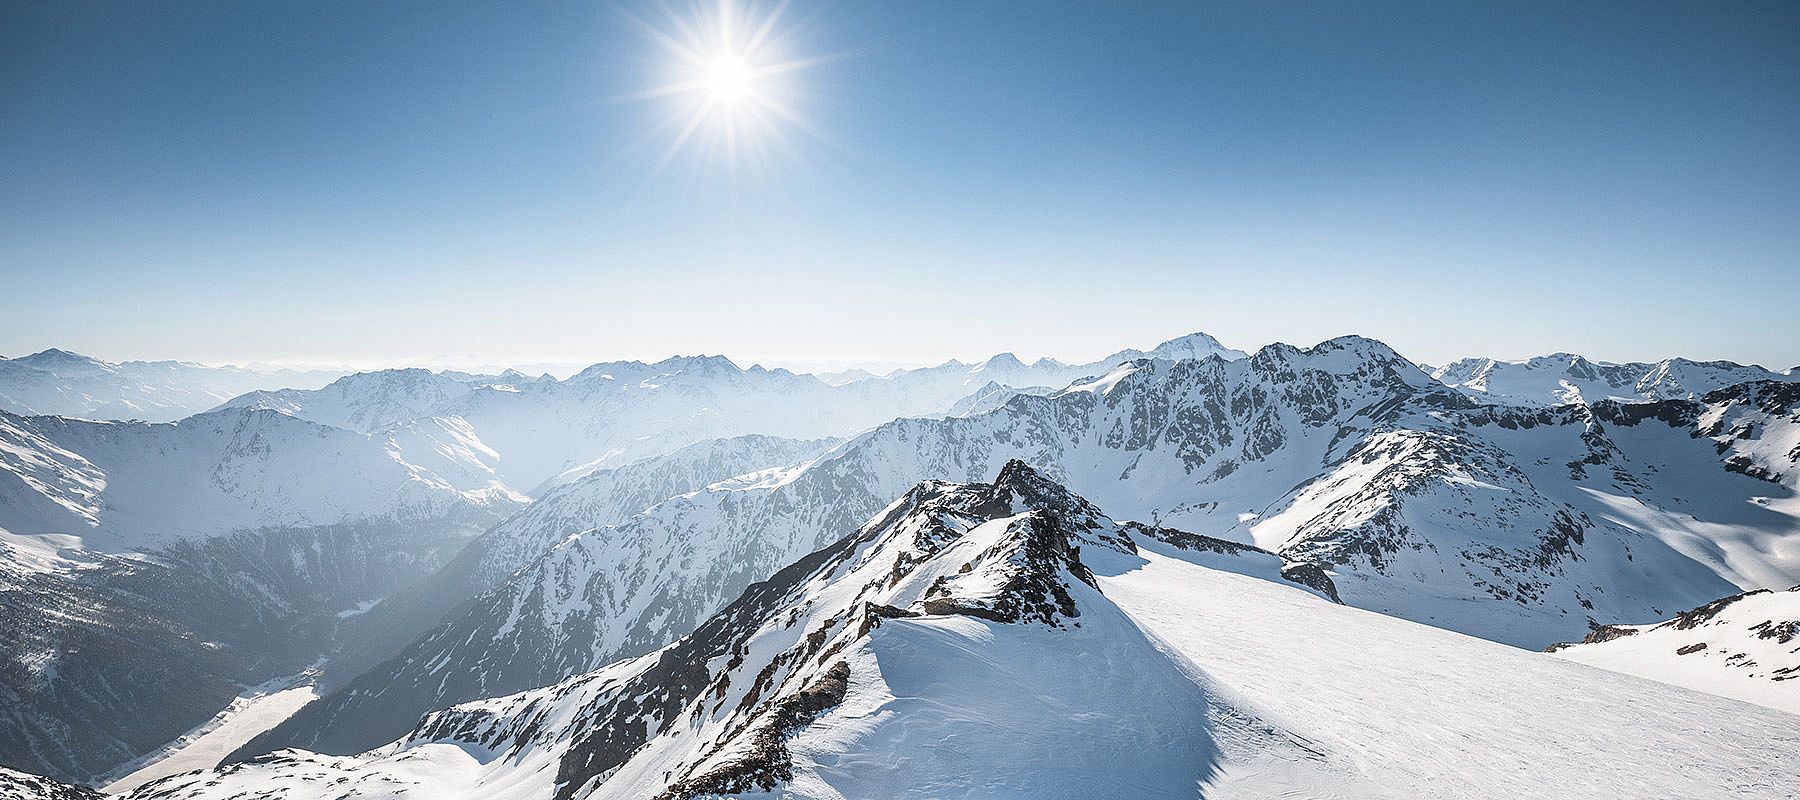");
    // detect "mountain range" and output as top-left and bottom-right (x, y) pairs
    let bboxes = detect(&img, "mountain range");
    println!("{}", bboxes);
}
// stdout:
(0, 350), (342, 423)
(236, 336), (1800, 763)
(0, 331), (1795, 798)
(122, 464), (1800, 800)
